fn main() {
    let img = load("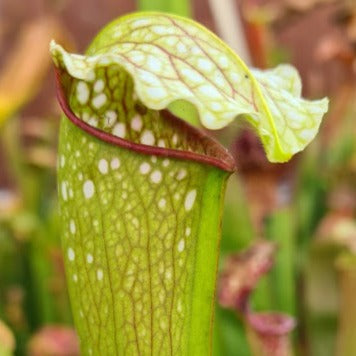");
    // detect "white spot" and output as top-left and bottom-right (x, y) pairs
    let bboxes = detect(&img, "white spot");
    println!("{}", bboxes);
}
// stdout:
(83, 180), (95, 199)
(147, 56), (162, 72)
(73, 274), (78, 282)
(79, 112), (88, 121)
(162, 159), (170, 167)
(203, 112), (219, 128)
(76, 81), (89, 104)
(146, 86), (167, 100)
(61, 181), (68, 201)
(165, 37), (176, 46)
(97, 269), (104, 281)
(140, 130), (155, 145)
(214, 72), (226, 87)
(98, 159), (108, 174)
(158, 198), (166, 209)
(139, 162), (151, 175)
(93, 79), (104, 92)
(60, 155), (65, 168)
(230, 72), (242, 82)
(178, 239), (185, 252)
(151, 156), (157, 163)
(113, 29), (122, 38)
(177, 42), (187, 53)
(78, 172), (83, 181)
(197, 58), (213, 71)
(160, 319), (167, 330)
(181, 68), (203, 83)
(132, 218), (140, 229)
(152, 25), (170, 35)
(177, 169), (187, 180)
(69, 188), (74, 199)
(158, 139), (166, 148)
(113, 123), (126, 138)
(92, 93), (107, 108)
(210, 102), (223, 111)
(165, 270), (172, 280)
(172, 134), (178, 145)
(139, 71), (161, 86)
(75, 150), (80, 158)
(131, 115), (142, 131)
(198, 85), (220, 99)
(110, 157), (120, 170)
(87, 254), (93, 264)
(191, 46), (201, 54)
(131, 52), (145, 64)
(133, 18), (151, 27)
(185, 227), (191, 236)
(69, 220), (76, 234)
(88, 117), (98, 127)
(68, 247), (75, 261)
(184, 189), (197, 211)
(218, 56), (229, 68)
(150, 170), (162, 184)
(300, 128), (315, 141)
(104, 110), (117, 127)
